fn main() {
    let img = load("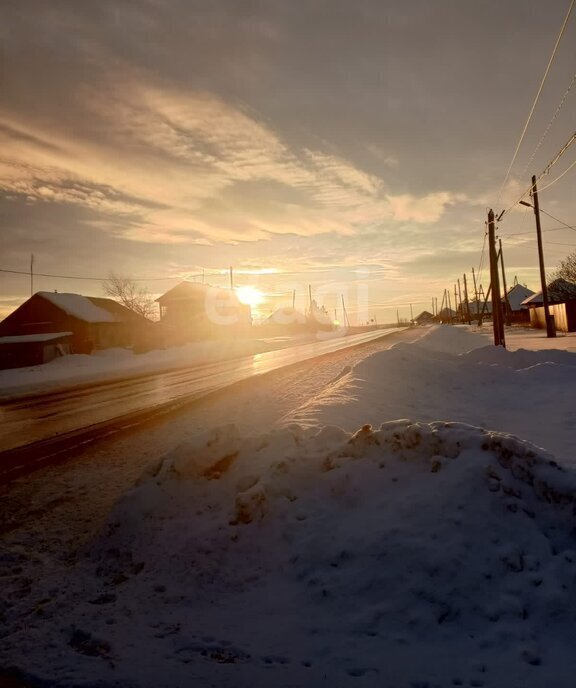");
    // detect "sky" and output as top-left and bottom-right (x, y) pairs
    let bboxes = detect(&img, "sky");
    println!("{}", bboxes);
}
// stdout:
(1, 0), (575, 323)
